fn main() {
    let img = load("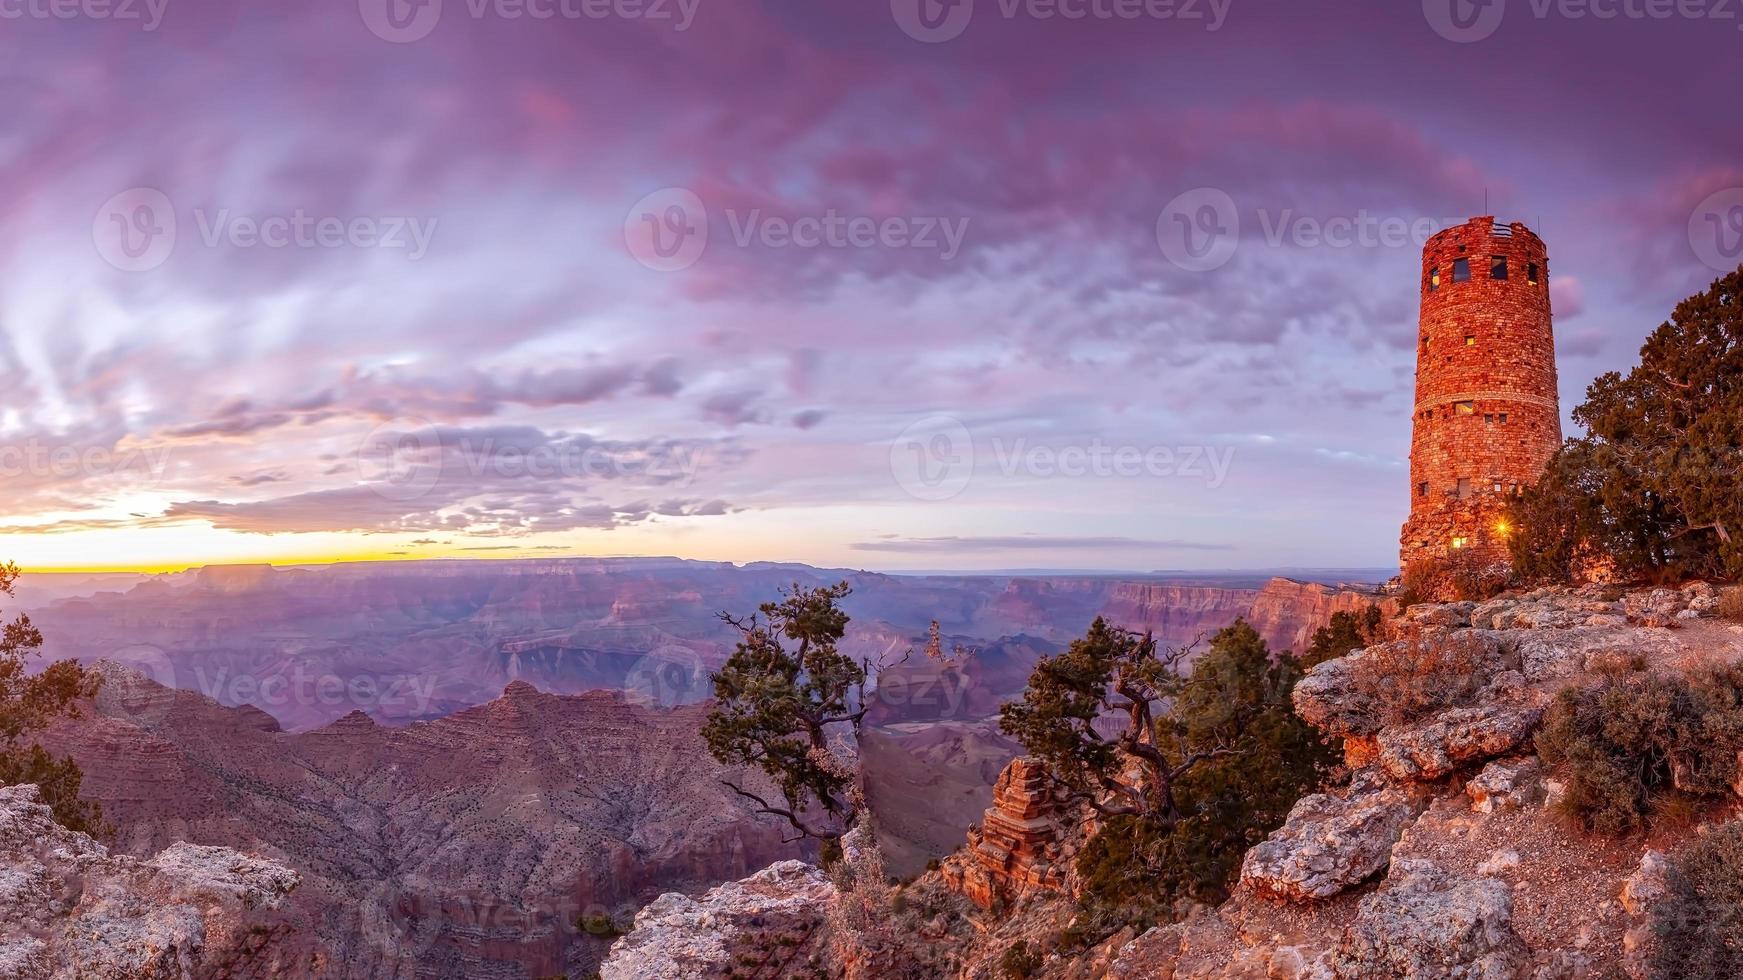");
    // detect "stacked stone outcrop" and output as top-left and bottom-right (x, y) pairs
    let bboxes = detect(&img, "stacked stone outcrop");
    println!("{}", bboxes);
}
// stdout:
(941, 757), (1068, 908)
